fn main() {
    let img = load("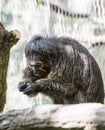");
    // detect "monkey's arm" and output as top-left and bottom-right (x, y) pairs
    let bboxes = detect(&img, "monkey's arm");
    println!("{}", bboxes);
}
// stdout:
(18, 78), (73, 99)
